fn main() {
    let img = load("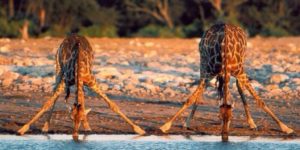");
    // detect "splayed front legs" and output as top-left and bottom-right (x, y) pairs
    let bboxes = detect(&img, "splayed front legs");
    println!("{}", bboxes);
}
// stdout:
(41, 99), (58, 133)
(240, 76), (293, 134)
(183, 83), (205, 129)
(236, 79), (257, 129)
(160, 80), (205, 133)
(237, 74), (293, 134)
(87, 77), (145, 135)
(17, 82), (64, 135)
